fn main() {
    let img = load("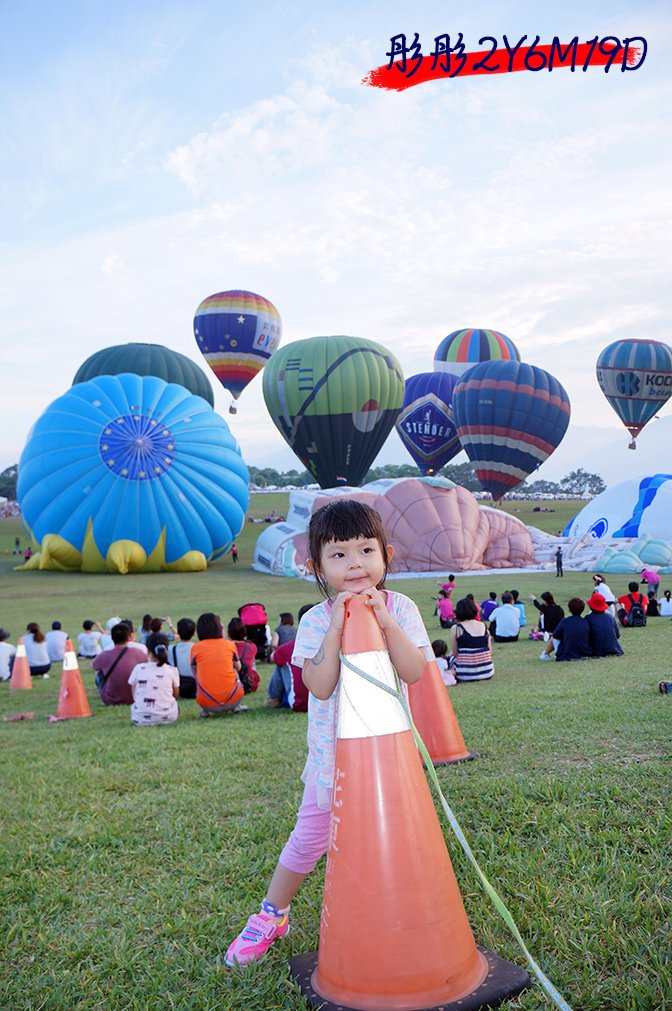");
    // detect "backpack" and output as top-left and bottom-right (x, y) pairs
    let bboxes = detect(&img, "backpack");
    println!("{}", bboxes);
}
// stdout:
(625, 594), (647, 627)
(237, 642), (259, 694)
